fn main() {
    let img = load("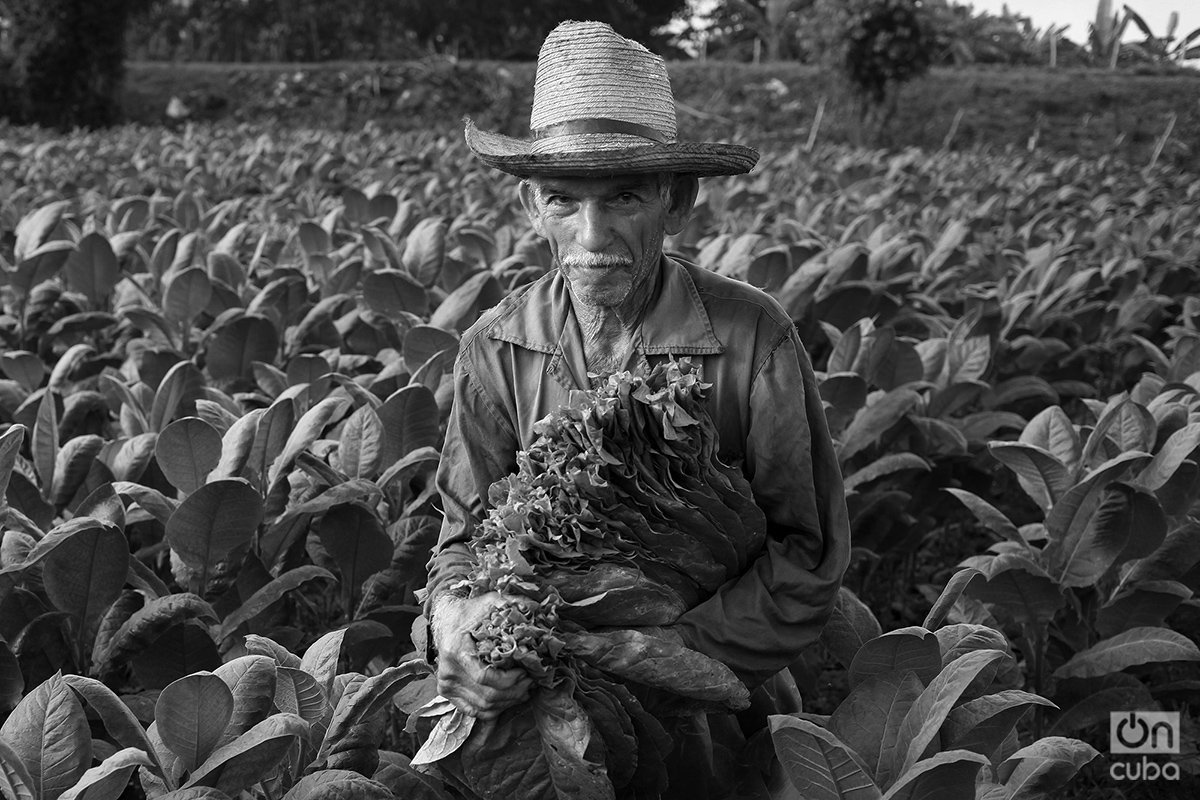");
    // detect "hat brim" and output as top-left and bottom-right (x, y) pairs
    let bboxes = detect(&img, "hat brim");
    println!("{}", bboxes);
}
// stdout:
(464, 119), (758, 178)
